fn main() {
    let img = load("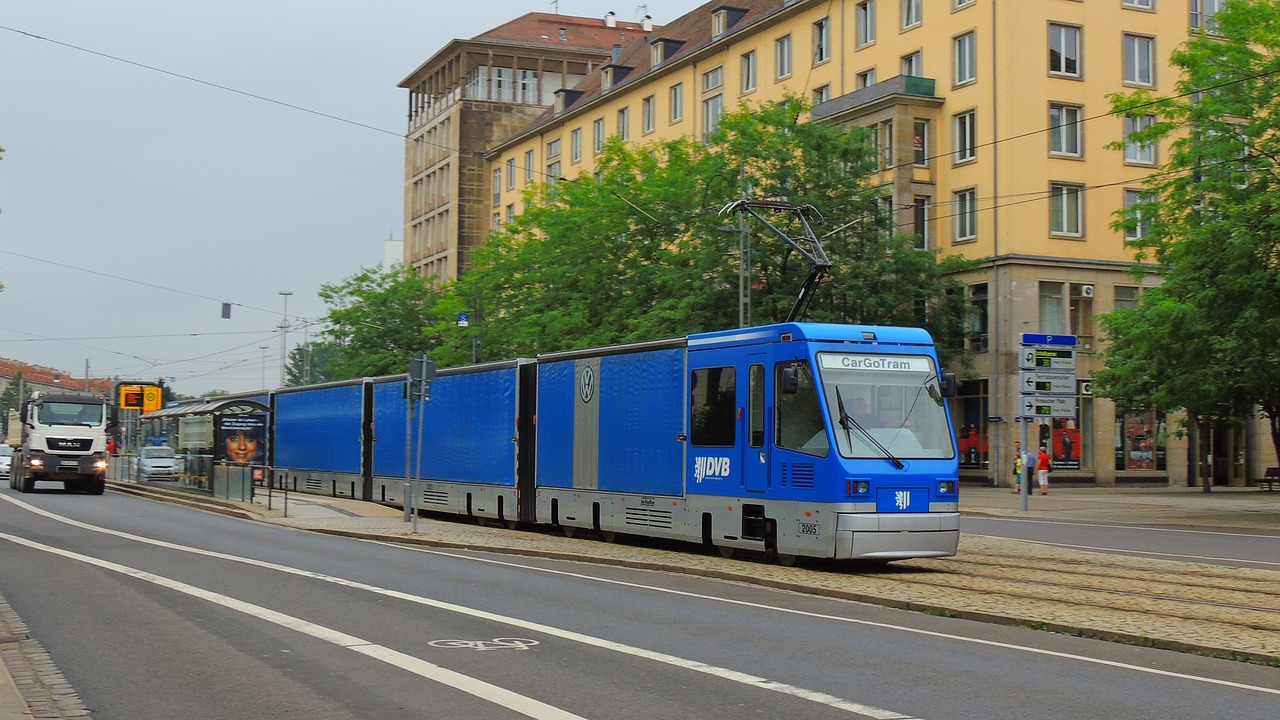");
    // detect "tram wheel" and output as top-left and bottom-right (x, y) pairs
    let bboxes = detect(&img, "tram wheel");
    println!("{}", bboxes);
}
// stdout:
(561, 525), (577, 538)
(773, 552), (799, 567)
(598, 530), (617, 544)
(717, 545), (736, 559)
